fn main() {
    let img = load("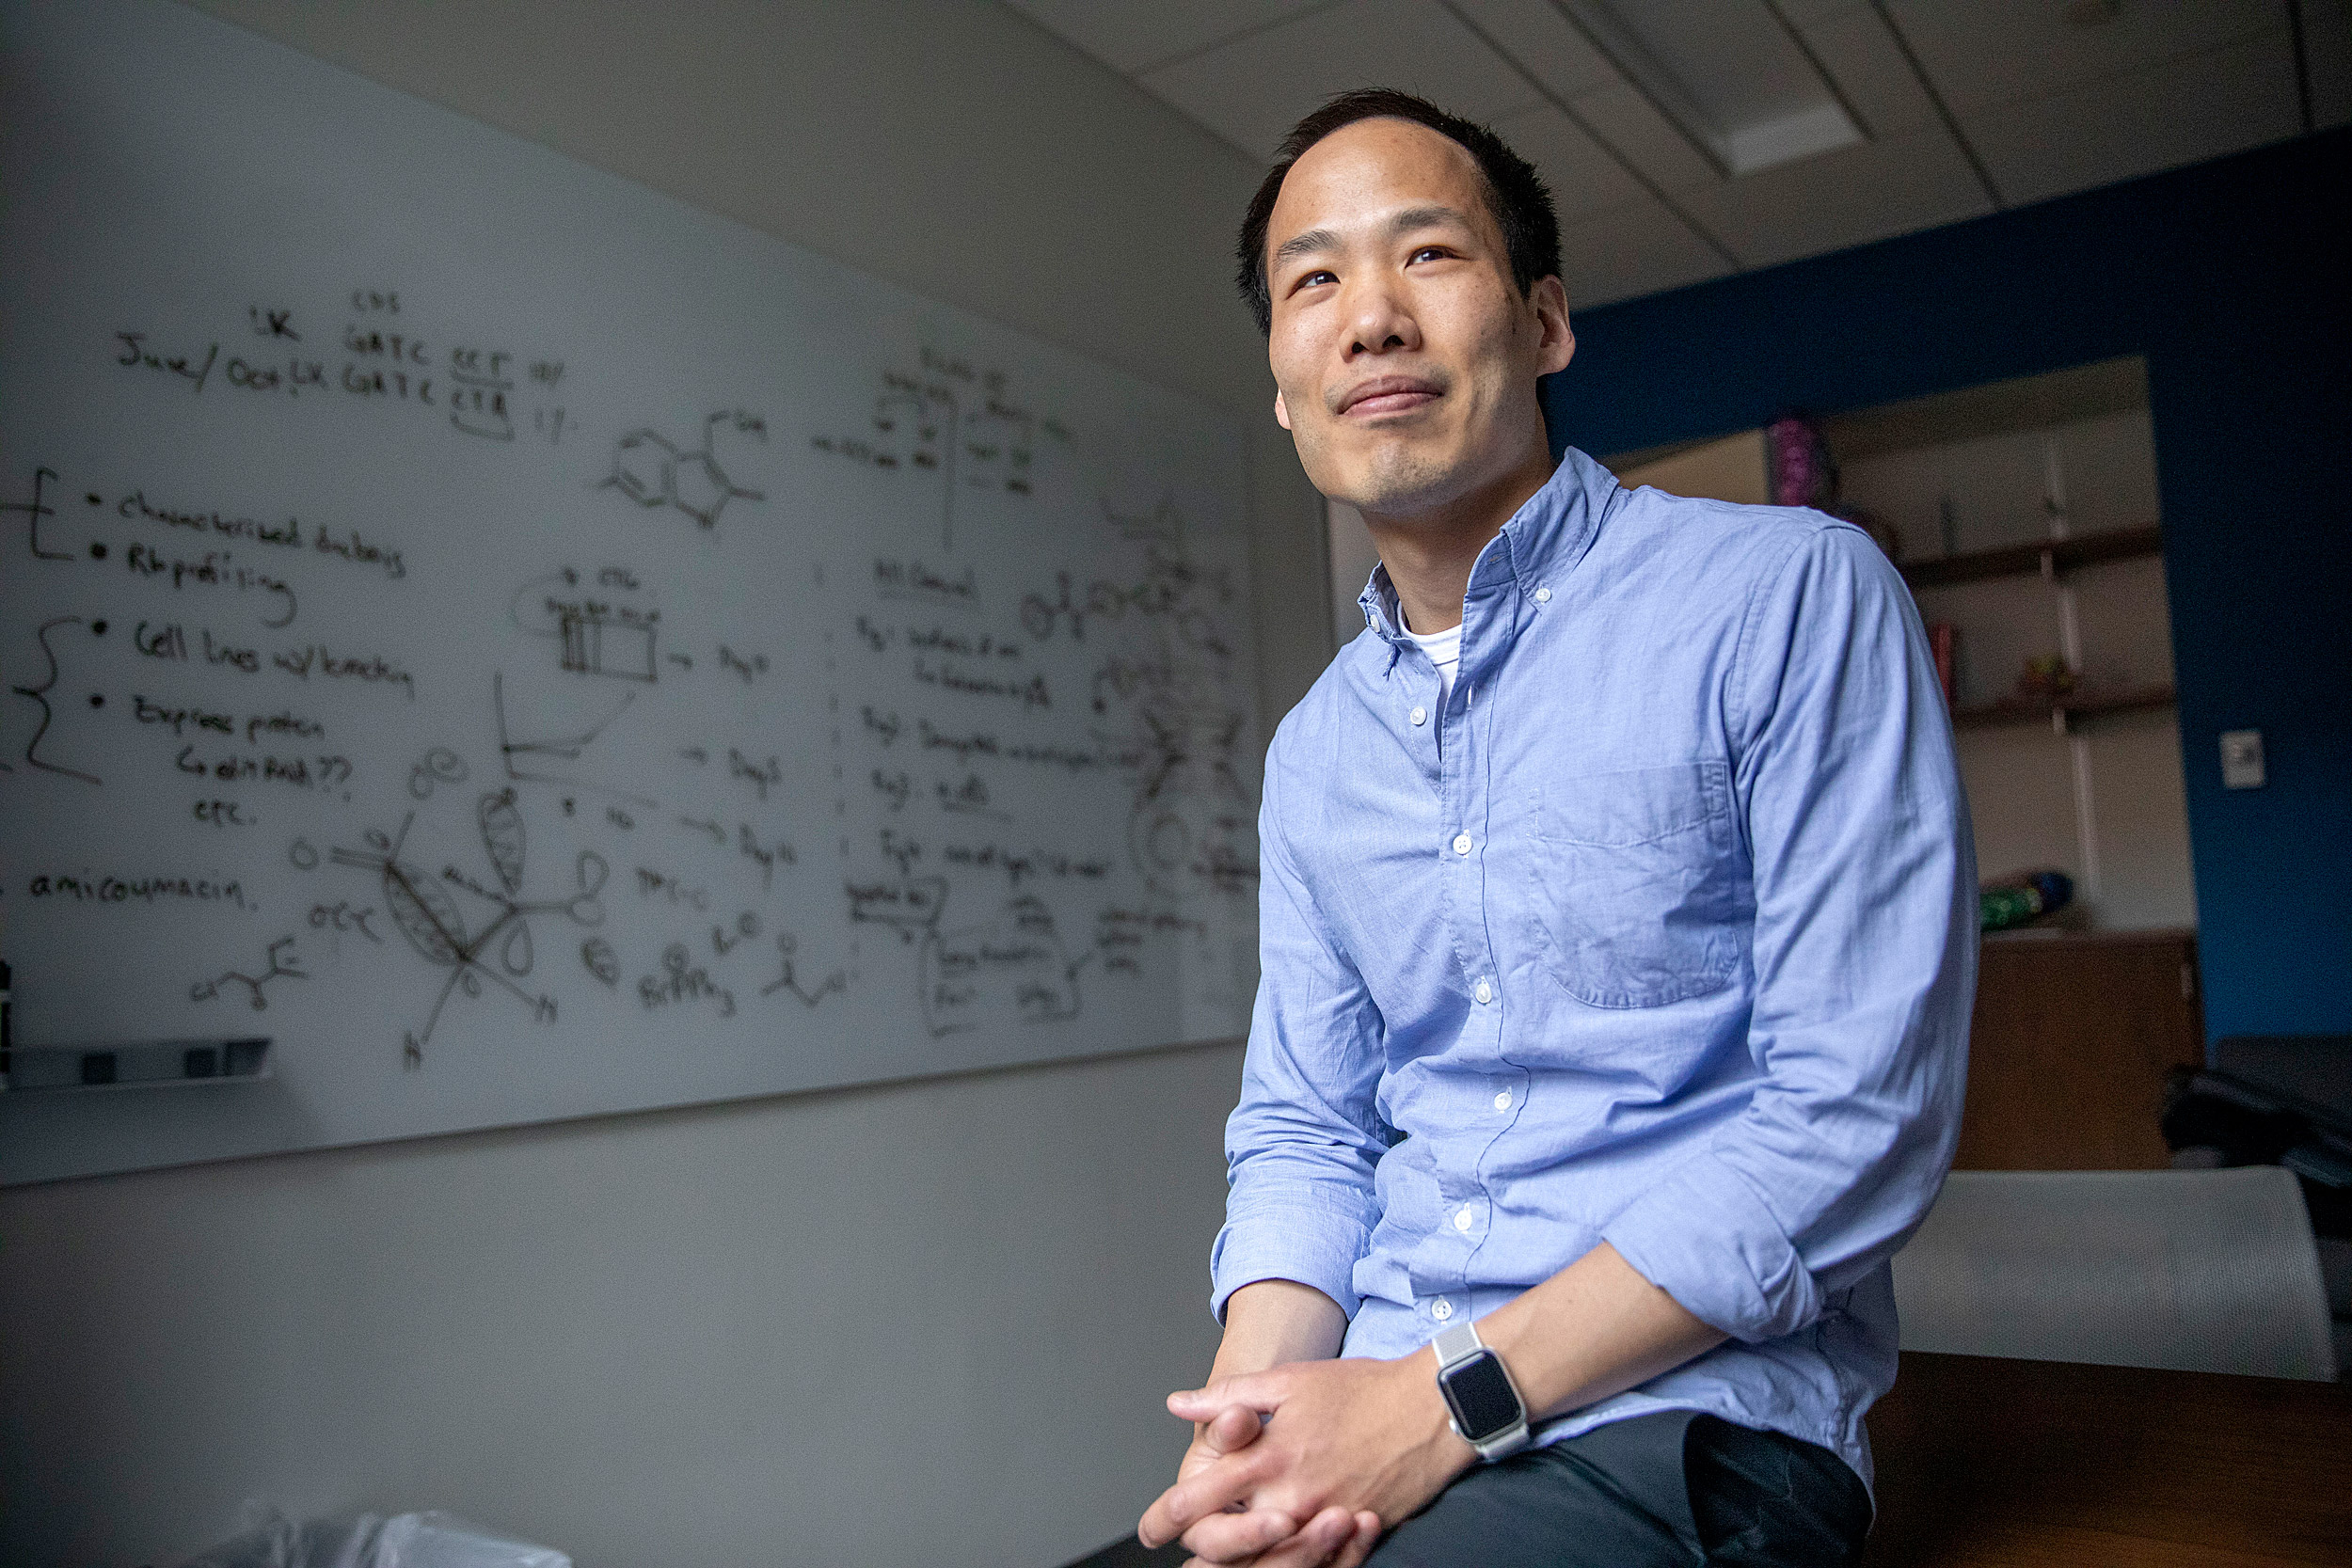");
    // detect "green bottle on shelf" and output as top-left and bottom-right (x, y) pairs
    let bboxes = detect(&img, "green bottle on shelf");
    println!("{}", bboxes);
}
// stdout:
(1979, 870), (2074, 931)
